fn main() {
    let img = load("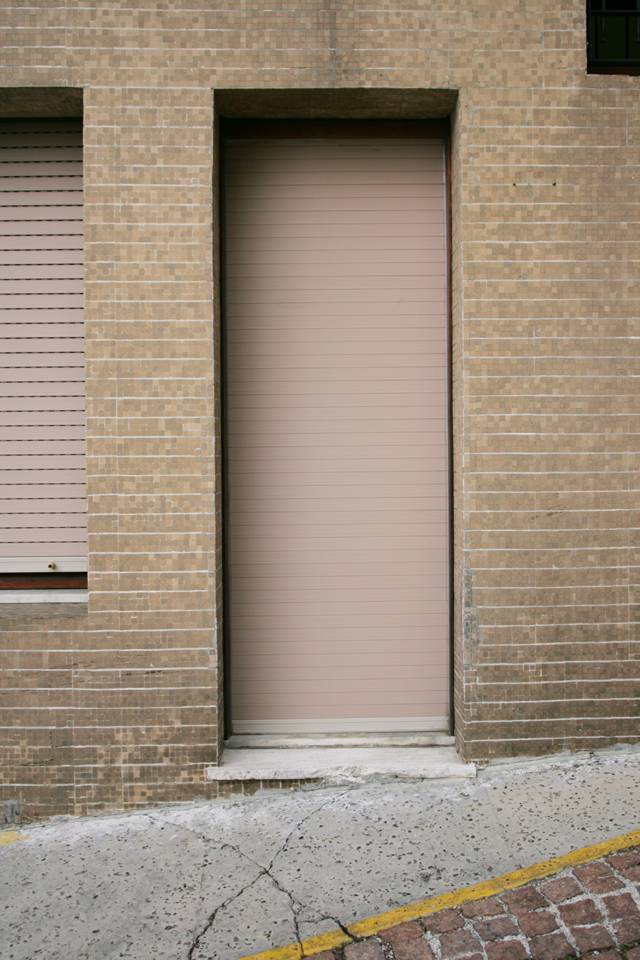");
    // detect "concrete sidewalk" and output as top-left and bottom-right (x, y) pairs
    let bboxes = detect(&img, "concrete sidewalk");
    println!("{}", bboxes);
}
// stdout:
(2, 746), (640, 960)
